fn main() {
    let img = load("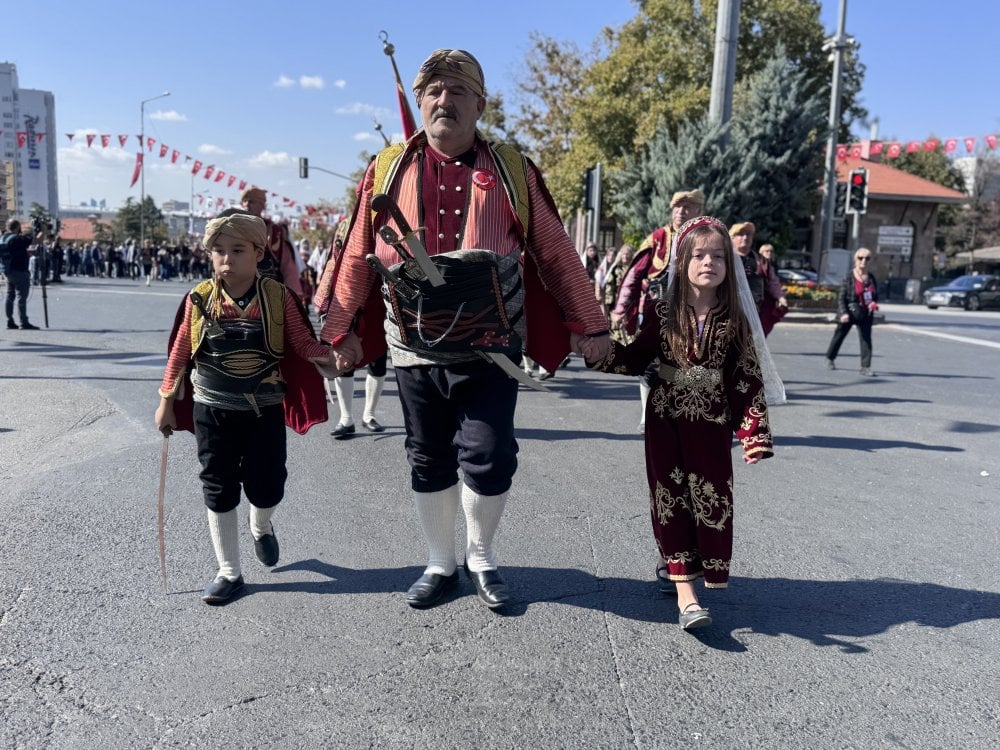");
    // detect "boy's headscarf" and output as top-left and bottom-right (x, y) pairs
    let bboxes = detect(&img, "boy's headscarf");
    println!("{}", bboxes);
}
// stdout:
(204, 213), (267, 250)
(412, 49), (485, 97)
